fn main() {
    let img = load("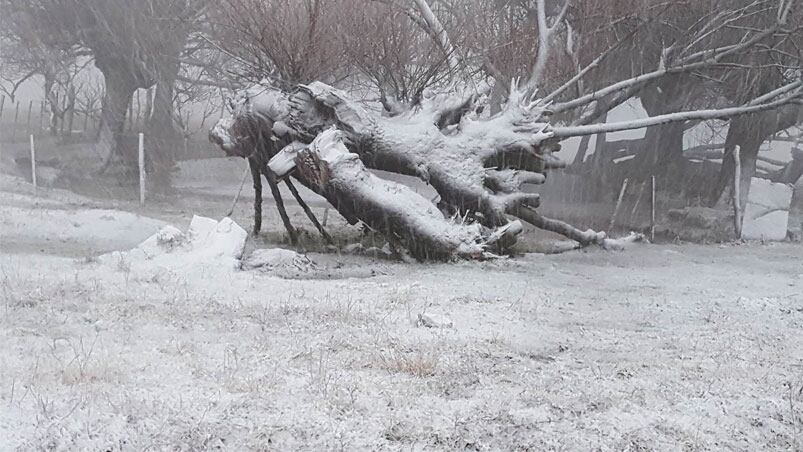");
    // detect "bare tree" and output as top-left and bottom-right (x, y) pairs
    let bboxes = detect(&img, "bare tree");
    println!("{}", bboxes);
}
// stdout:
(209, 0), (349, 85)
(0, 2), (85, 130)
(344, 1), (456, 110)
(3, 0), (209, 187)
